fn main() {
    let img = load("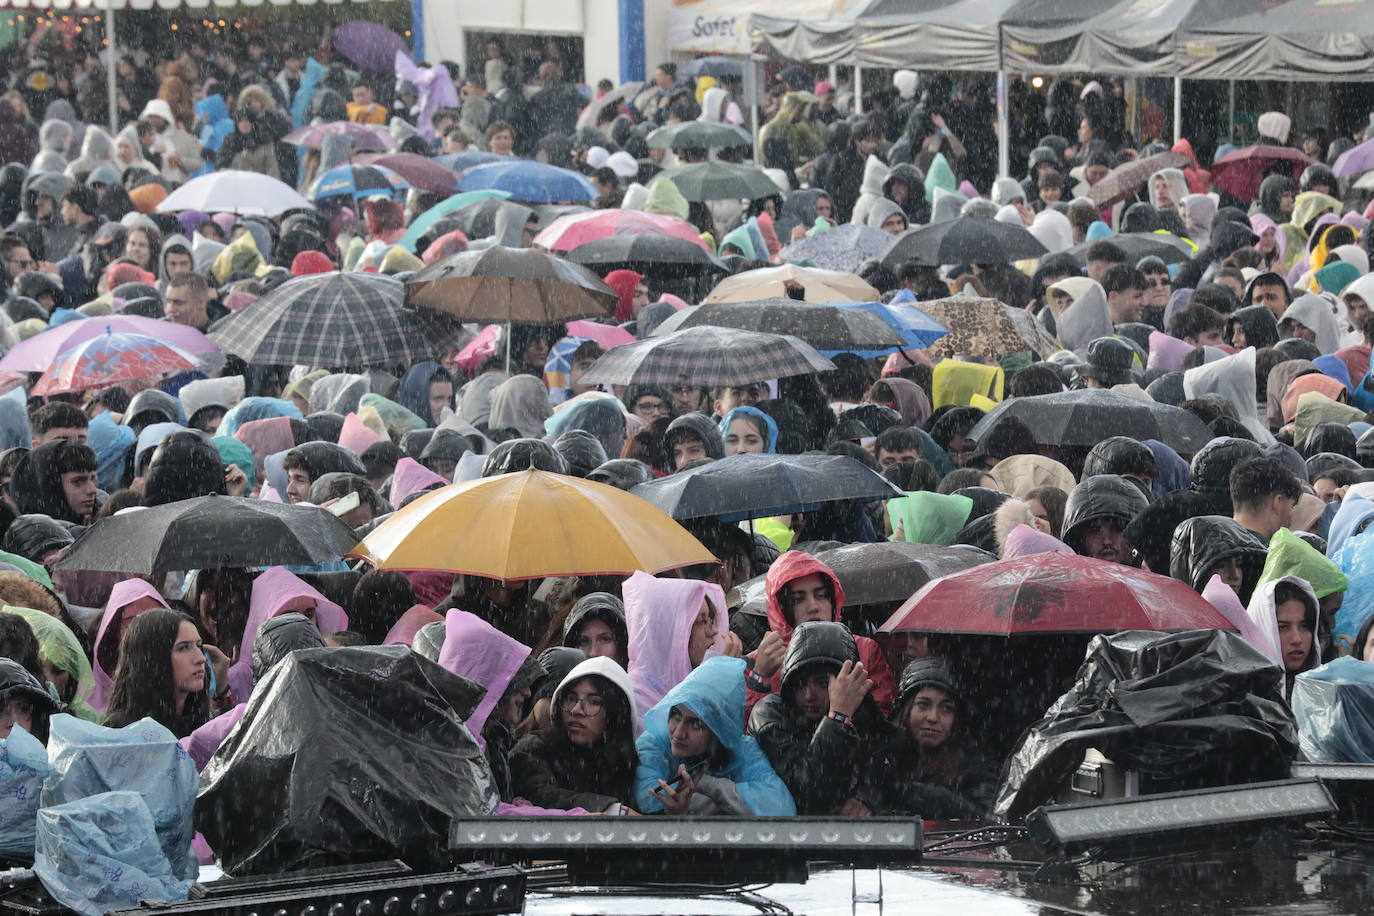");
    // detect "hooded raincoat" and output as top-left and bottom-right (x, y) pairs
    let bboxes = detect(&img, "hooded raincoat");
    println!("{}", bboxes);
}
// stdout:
(623, 570), (728, 726)
(227, 567), (346, 701)
(1280, 294), (1343, 356)
(1169, 515), (1269, 602)
(1183, 347), (1274, 444)
(91, 578), (168, 712)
